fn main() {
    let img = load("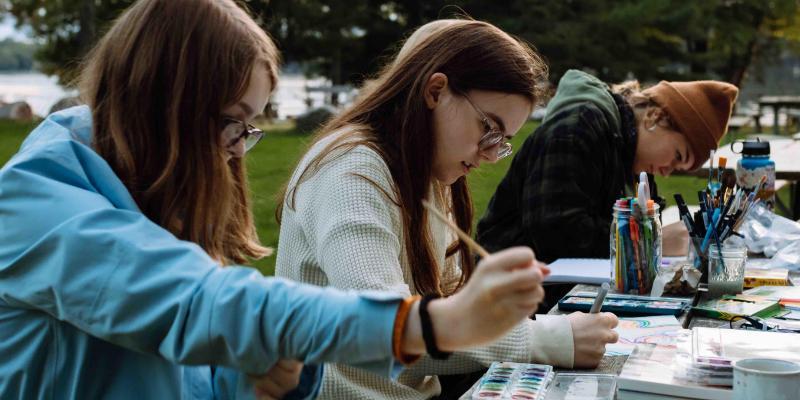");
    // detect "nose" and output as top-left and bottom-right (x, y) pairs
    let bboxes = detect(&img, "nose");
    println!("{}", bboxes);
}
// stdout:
(479, 146), (500, 163)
